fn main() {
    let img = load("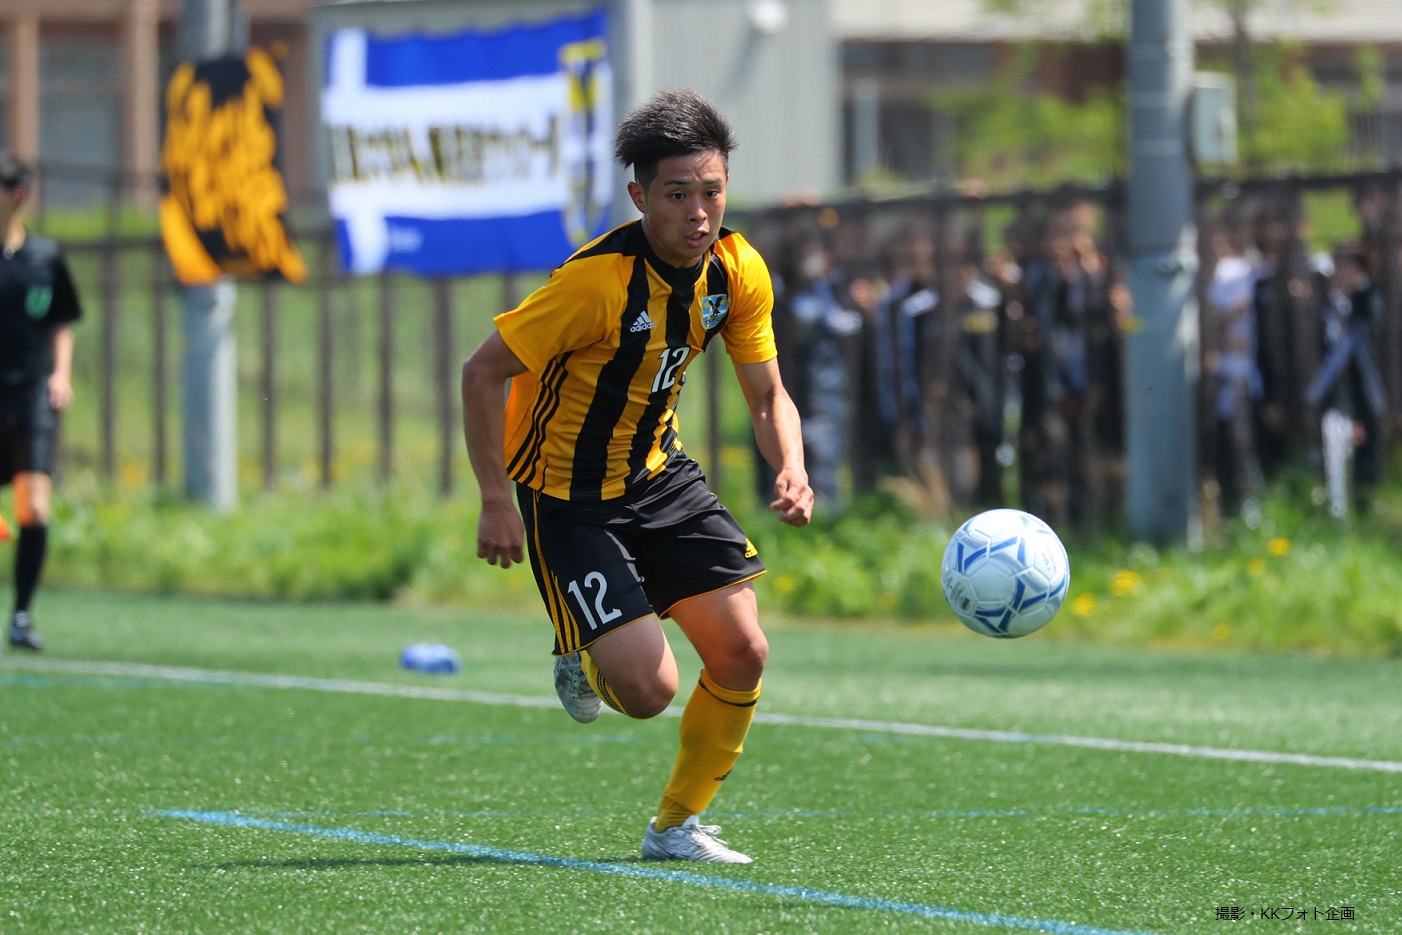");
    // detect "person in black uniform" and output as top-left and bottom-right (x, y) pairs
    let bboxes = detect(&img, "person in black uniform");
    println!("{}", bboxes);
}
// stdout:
(0, 152), (82, 650)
